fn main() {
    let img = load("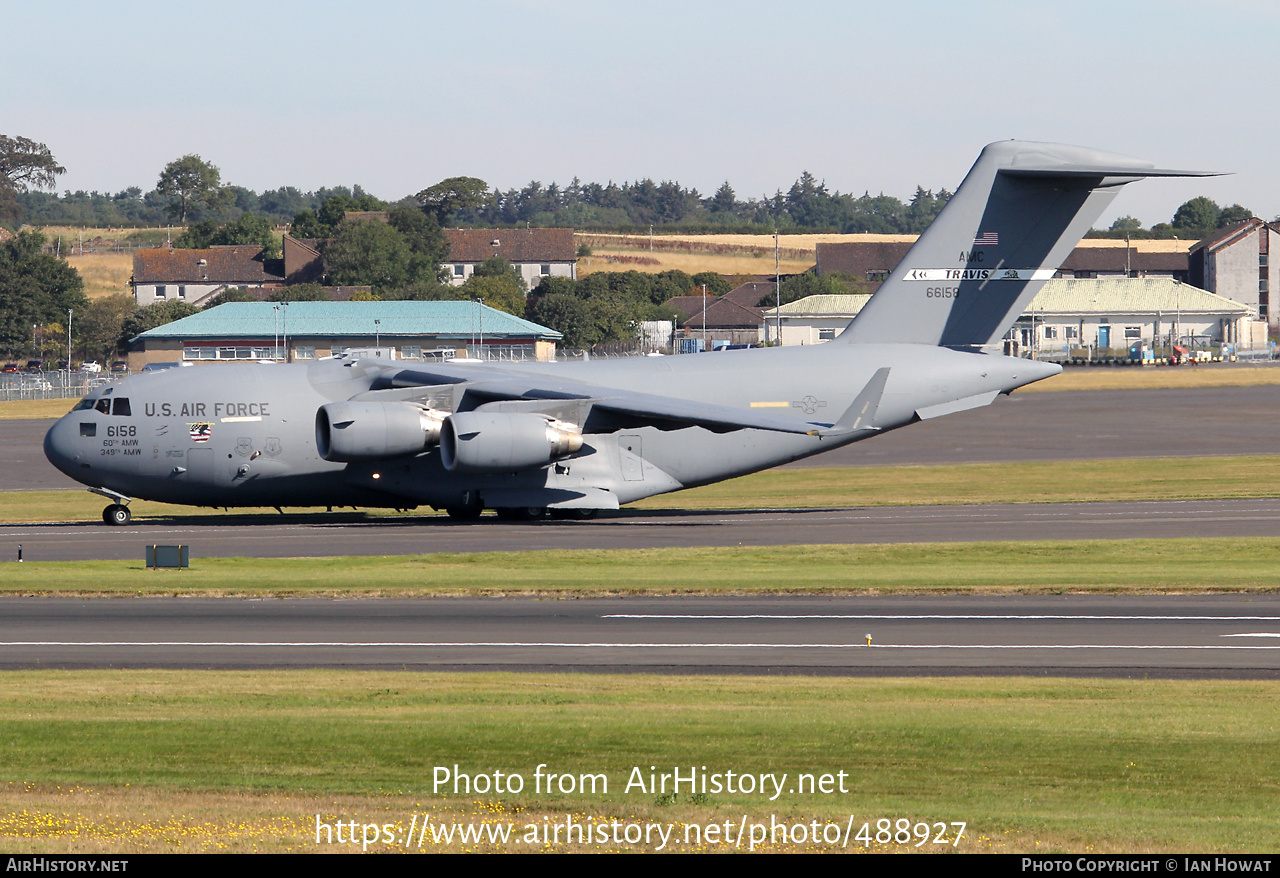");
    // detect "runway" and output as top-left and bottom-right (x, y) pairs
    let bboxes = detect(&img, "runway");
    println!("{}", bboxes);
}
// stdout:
(3, 497), (1279, 561)
(2, 594), (1276, 677)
